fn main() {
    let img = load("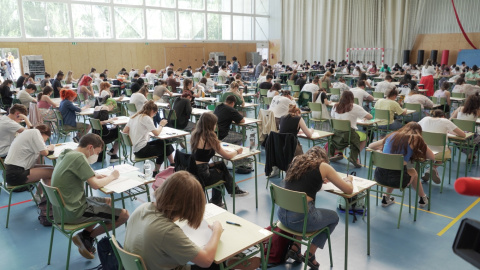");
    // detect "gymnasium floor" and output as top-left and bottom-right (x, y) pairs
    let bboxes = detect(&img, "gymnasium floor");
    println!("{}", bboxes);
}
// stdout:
(1, 119), (479, 270)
